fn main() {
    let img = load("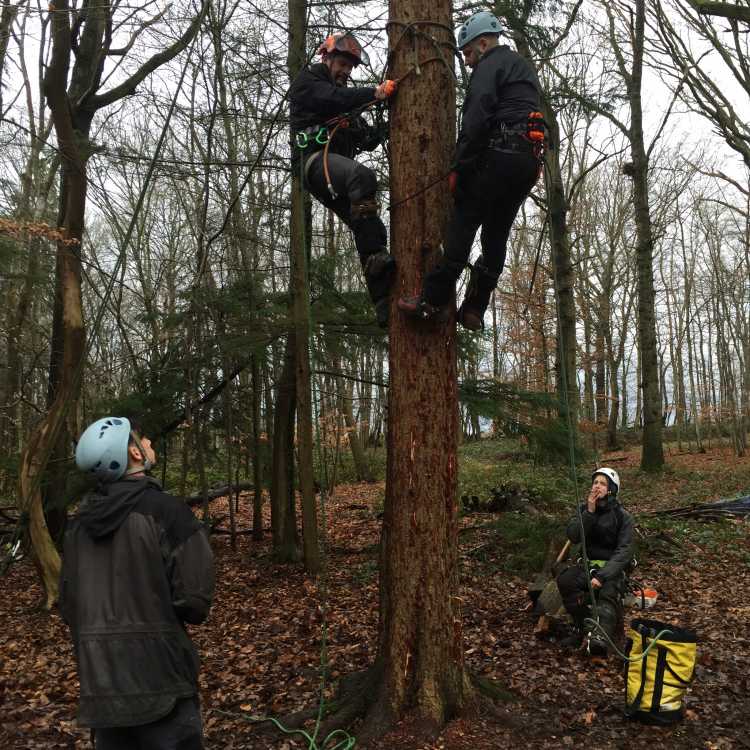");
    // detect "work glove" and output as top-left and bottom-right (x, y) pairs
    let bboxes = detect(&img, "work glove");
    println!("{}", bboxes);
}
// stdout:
(375, 80), (397, 100)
